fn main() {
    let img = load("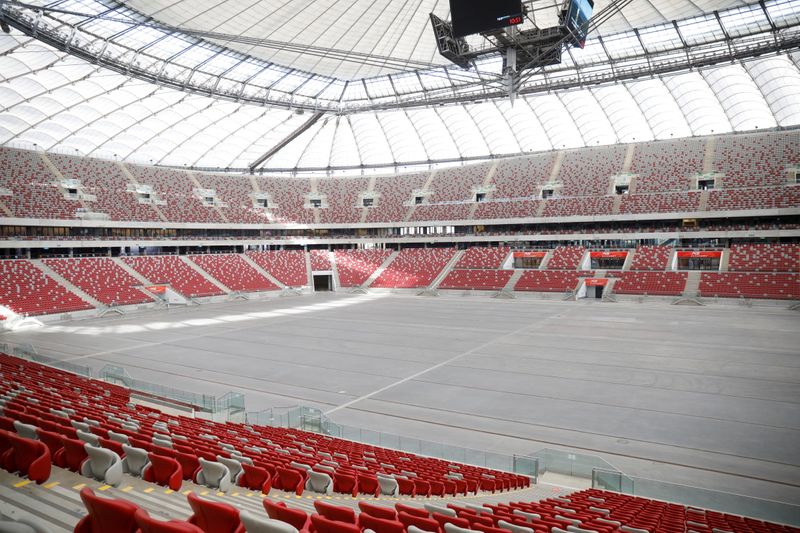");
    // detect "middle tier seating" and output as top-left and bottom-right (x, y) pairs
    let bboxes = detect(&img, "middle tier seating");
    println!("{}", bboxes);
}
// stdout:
(122, 255), (225, 297)
(42, 258), (154, 306)
(334, 250), (394, 287)
(188, 254), (278, 292)
(372, 248), (457, 289)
